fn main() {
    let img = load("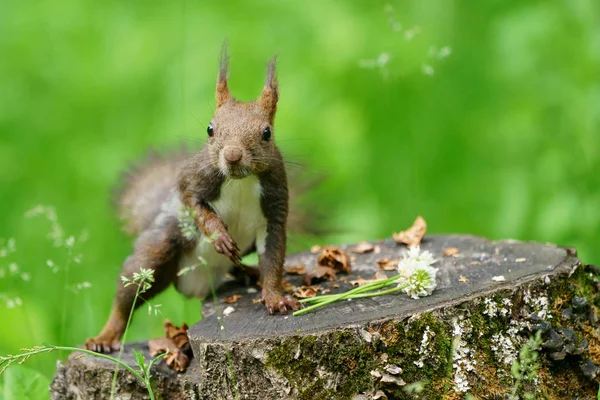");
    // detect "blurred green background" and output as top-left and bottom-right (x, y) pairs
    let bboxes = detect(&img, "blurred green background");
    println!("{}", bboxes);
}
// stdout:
(1, 0), (599, 390)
